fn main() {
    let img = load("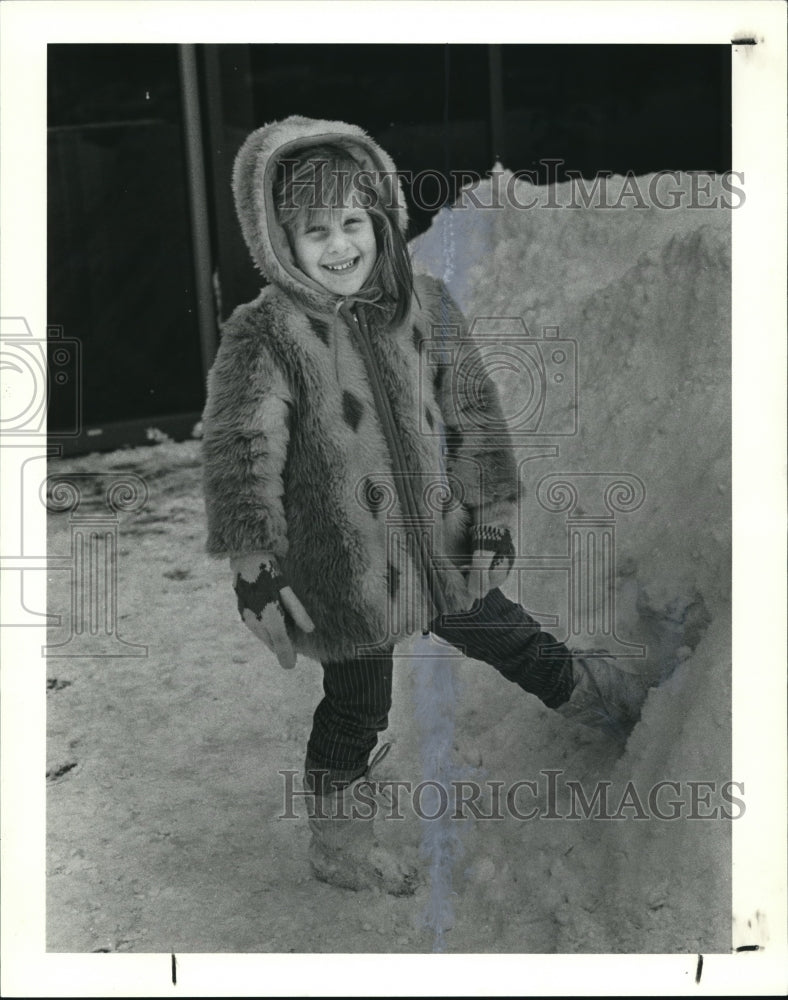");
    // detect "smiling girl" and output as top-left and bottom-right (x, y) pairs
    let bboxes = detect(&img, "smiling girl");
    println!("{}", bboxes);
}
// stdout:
(201, 116), (698, 896)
